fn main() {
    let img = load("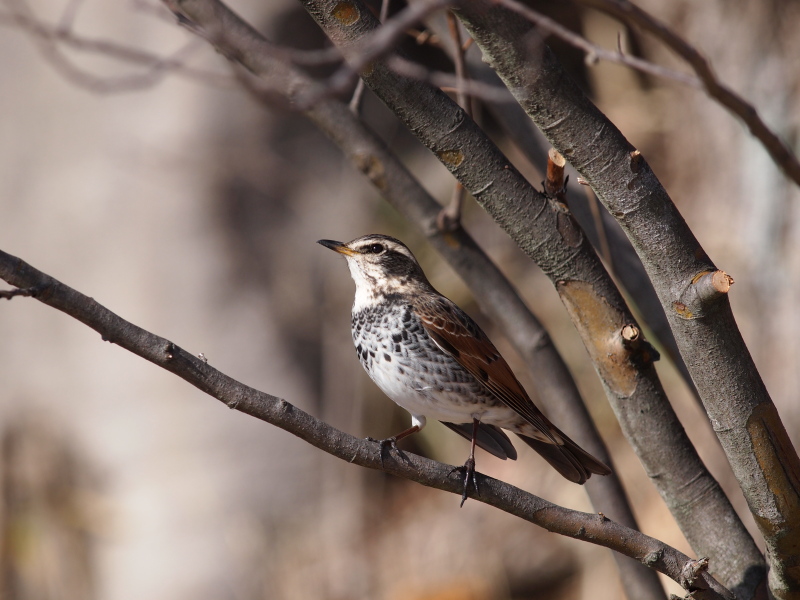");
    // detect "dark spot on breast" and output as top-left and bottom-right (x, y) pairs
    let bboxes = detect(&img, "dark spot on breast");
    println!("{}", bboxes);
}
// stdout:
(384, 353), (391, 362)
(401, 330), (409, 341)
(392, 333), (402, 343)
(369, 350), (375, 358)
(394, 344), (401, 353)
(397, 367), (404, 375)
